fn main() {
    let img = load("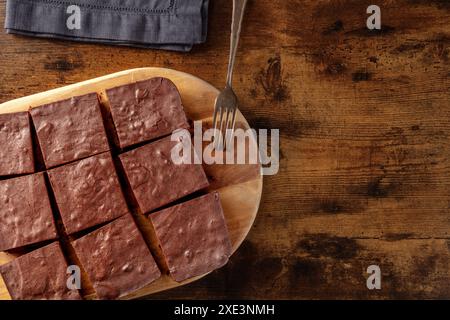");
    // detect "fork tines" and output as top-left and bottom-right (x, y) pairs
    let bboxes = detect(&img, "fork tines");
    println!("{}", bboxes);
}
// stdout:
(212, 102), (237, 151)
